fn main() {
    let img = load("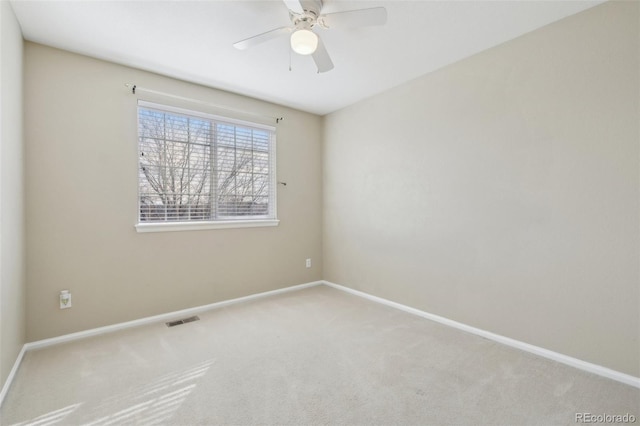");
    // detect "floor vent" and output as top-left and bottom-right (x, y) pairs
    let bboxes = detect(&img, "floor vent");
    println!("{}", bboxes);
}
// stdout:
(166, 316), (200, 327)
